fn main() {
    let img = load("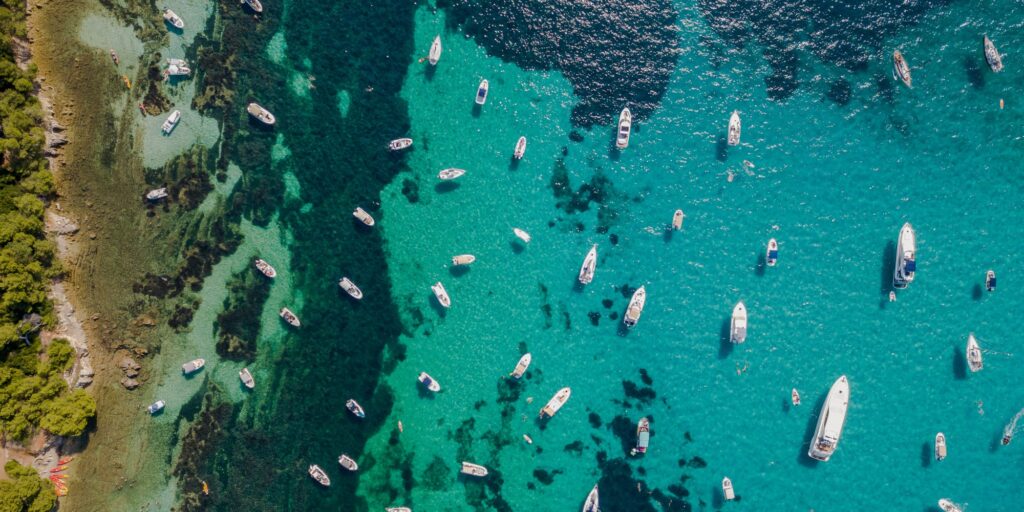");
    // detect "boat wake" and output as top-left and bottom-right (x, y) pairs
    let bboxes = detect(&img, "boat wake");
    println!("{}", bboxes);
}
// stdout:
(1002, 408), (1024, 445)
